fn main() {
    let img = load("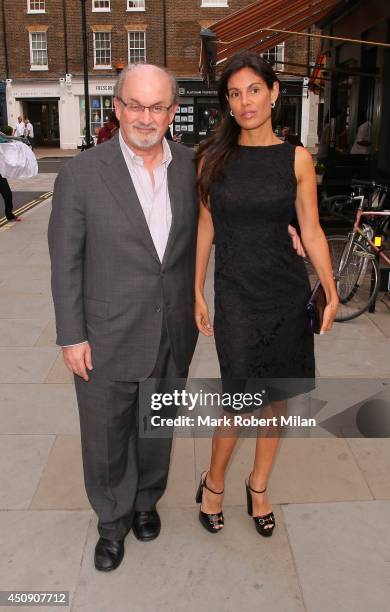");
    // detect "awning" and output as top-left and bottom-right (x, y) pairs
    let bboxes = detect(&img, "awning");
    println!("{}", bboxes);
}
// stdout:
(205, 0), (342, 71)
